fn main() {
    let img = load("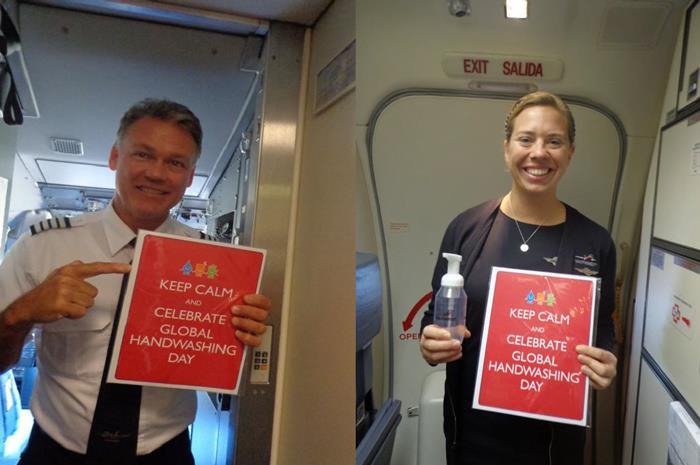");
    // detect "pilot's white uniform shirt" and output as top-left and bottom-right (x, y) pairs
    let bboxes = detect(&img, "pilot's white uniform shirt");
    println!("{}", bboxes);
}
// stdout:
(0, 204), (202, 455)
